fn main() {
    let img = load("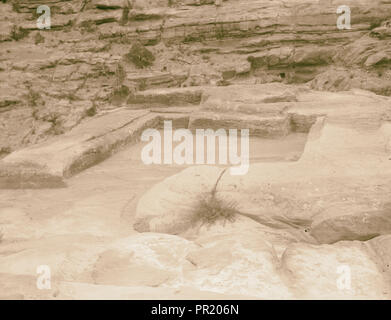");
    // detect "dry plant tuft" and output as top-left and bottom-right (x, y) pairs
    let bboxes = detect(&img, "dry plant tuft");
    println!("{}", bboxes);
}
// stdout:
(190, 169), (238, 226)
(190, 194), (238, 226)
